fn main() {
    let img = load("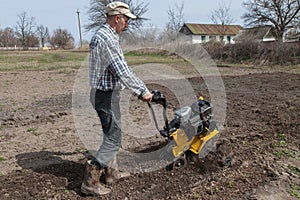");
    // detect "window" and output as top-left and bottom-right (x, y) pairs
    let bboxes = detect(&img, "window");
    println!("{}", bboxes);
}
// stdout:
(227, 36), (231, 43)
(201, 35), (206, 42)
(220, 36), (224, 41)
(209, 36), (216, 41)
